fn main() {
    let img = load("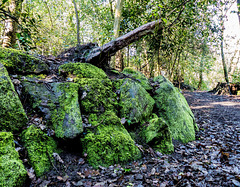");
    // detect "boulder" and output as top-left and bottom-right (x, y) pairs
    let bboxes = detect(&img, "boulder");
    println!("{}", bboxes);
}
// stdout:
(118, 79), (155, 124)
(0, 47), (49, 74)
(59, 62), (108, 80)
(21, 125), (59, 177)
(153, 76), (198, 143)
(122, 67), (152, 91)
(0, 63), (28, 132)
(22, 81), (83, 139)
(0, 132), (27, 186)
(141, 114), (174, 154)
(82, 111), (141, 168)
(78, 78), (117, 114)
